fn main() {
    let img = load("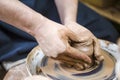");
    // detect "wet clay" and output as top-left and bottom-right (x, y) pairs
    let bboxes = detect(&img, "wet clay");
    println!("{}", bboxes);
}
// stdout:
(40, 49), (116, 80)
(26, 40), (120, 80)
(62, 39), (98, 71)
